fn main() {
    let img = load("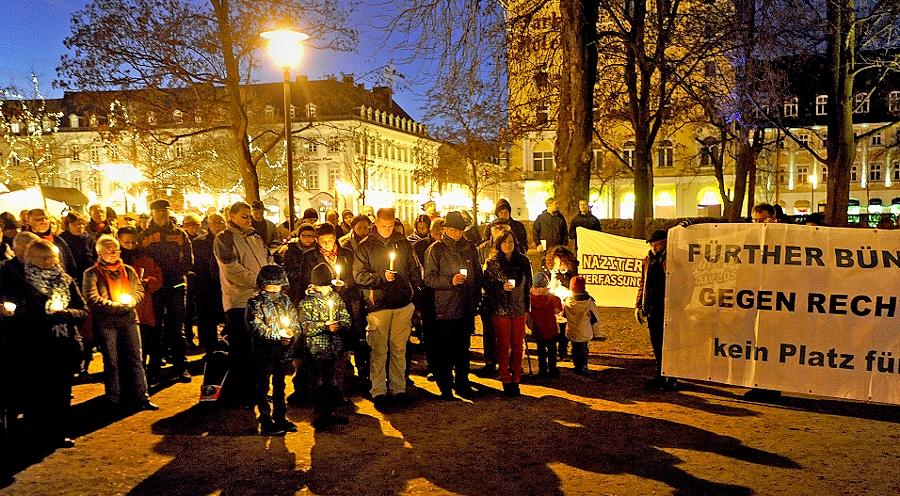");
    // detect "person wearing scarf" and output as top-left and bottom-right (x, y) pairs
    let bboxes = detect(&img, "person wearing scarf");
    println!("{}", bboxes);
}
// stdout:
(19, 239), (87, 450)
(83, 235), (157, 412)
(26, 208), (78, 280)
